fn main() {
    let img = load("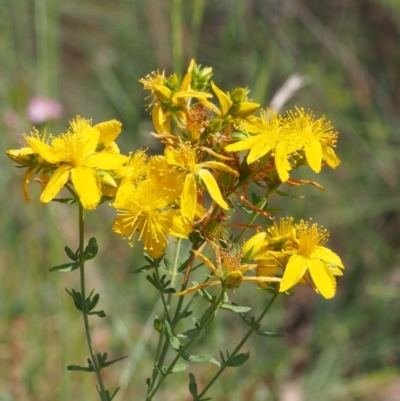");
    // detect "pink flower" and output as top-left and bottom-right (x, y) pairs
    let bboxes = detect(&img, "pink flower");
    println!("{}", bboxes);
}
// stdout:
(27, 96), (64, 124)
